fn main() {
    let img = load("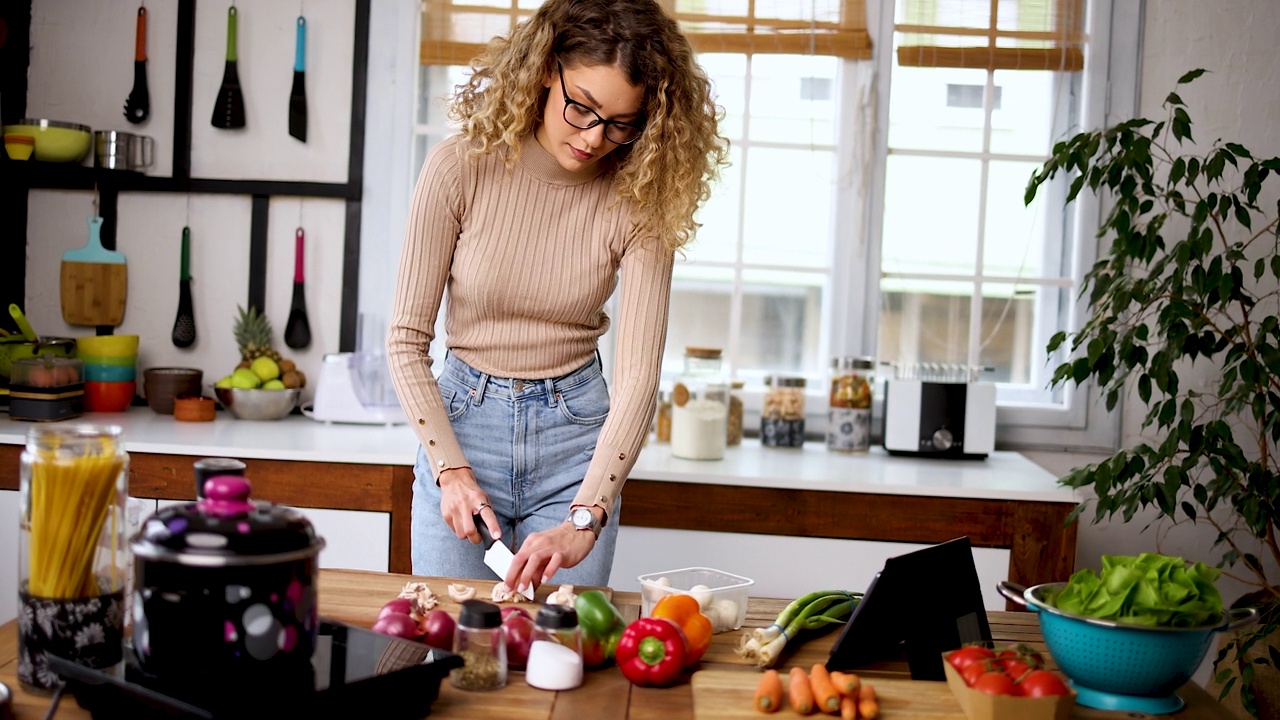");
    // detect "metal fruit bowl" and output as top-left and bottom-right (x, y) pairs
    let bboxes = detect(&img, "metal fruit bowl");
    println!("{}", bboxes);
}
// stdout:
(214, 387), (301, 420)
(999, 580), (1257, 714)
